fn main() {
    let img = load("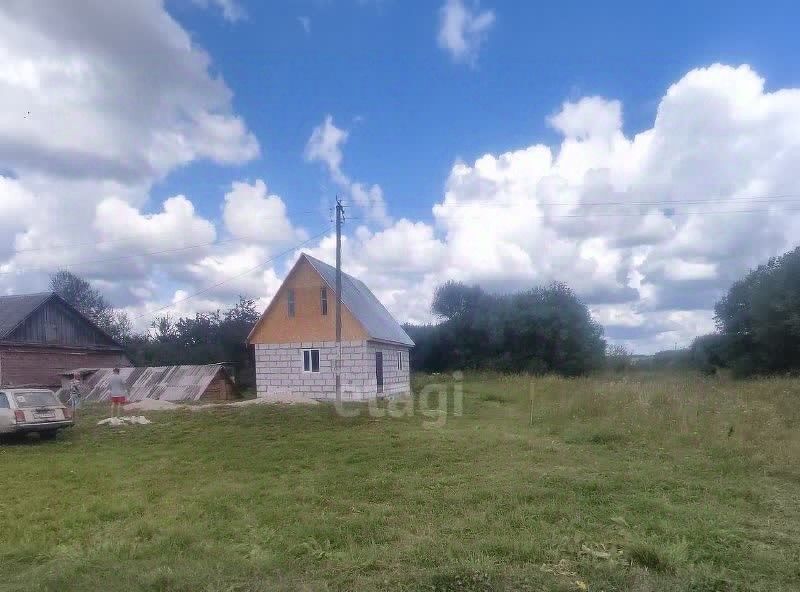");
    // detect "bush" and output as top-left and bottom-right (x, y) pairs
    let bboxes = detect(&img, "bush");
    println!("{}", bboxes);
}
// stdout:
(606, 344), (632, 372)
(709, 245), (800, 376)
(406, 281), (605, 377)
